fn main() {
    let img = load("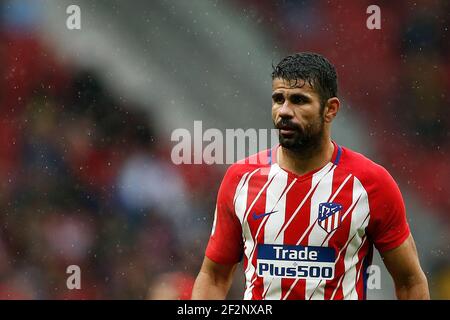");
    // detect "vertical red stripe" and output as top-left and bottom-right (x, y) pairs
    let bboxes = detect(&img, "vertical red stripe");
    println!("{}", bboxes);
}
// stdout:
(281, 177), (314, 300)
